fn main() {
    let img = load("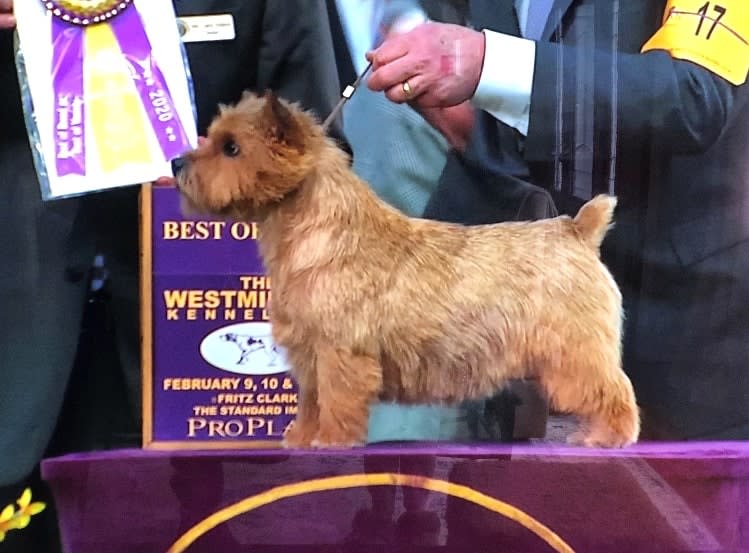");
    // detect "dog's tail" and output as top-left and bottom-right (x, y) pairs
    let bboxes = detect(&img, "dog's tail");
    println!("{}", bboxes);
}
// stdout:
(573, 194), (617, 250)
